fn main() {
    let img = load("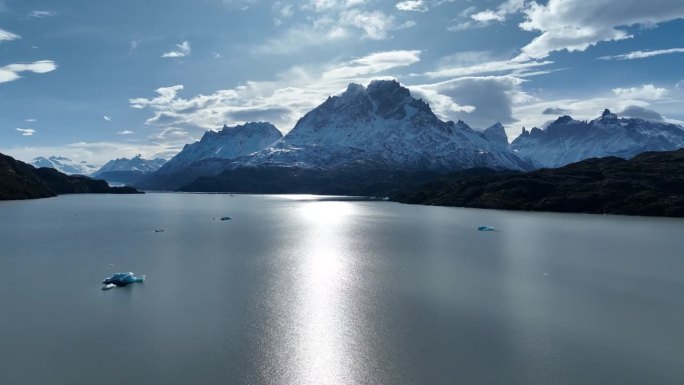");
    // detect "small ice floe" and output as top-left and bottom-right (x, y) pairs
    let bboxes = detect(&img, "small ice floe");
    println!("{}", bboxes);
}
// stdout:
(155, 229), (165, 233)
(220, 216), (231, 221)
(101, 283), (116, 290)
(101, 272), (146, 290)
(477, 225), (495, 232)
